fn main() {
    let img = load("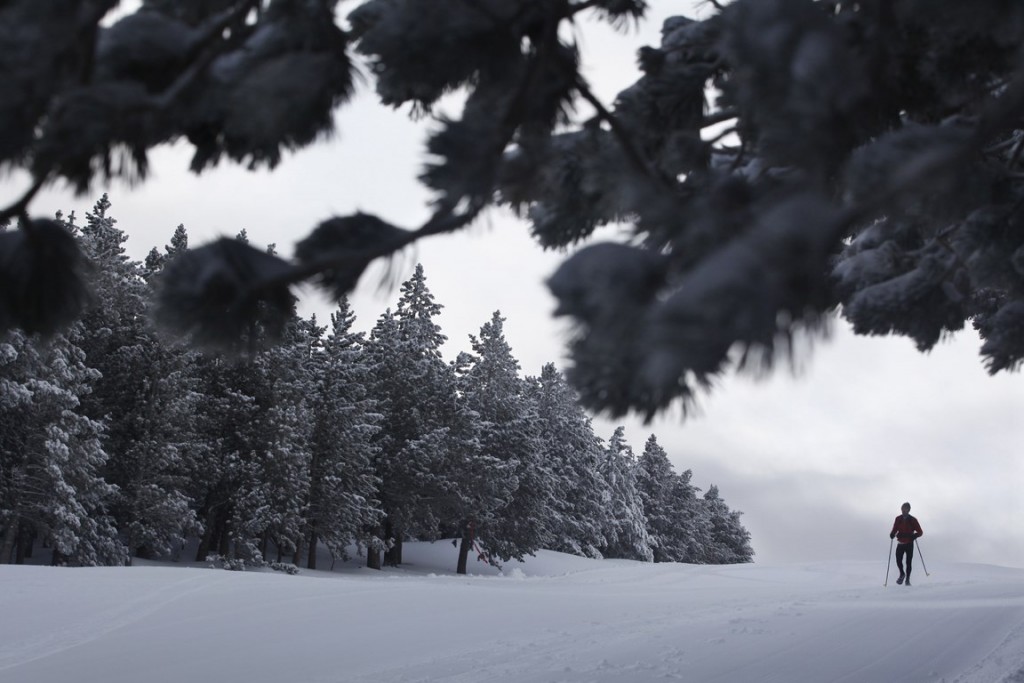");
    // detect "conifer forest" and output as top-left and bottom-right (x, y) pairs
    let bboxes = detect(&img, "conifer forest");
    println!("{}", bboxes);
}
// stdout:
(0, 197), (752, 571)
